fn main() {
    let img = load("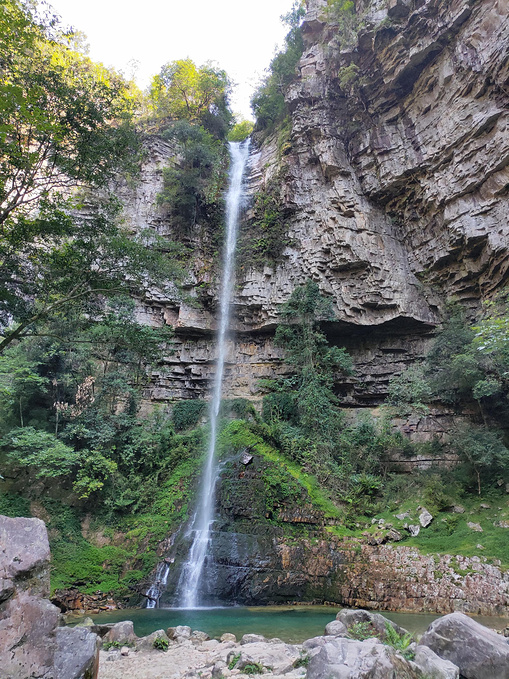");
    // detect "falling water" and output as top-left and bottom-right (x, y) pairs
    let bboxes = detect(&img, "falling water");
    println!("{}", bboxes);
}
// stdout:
(176, 139), (251, 609)
(145, 561), (170, 609)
